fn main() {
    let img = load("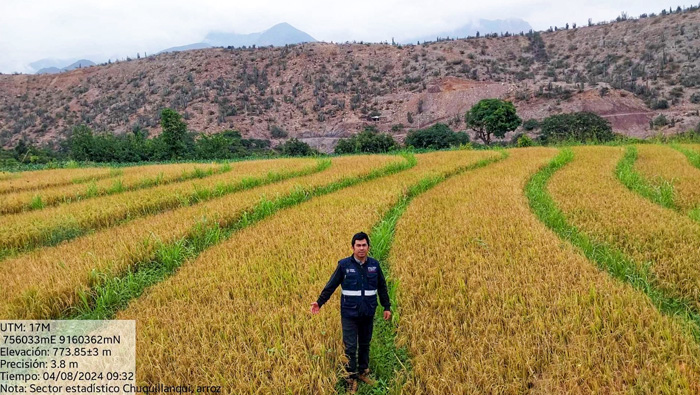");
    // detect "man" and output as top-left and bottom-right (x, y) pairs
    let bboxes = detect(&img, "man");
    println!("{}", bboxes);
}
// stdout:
(310, 232), (392, 393)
